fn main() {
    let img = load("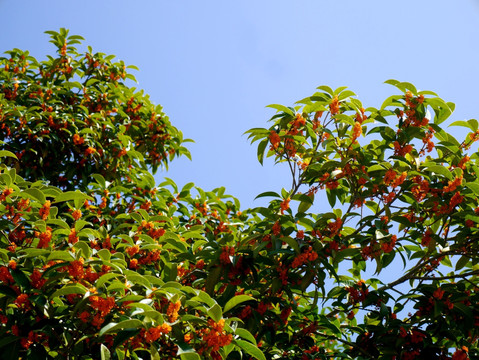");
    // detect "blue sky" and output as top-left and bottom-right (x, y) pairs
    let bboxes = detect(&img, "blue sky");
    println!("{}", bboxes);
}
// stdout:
(1, 0), (478, 209)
